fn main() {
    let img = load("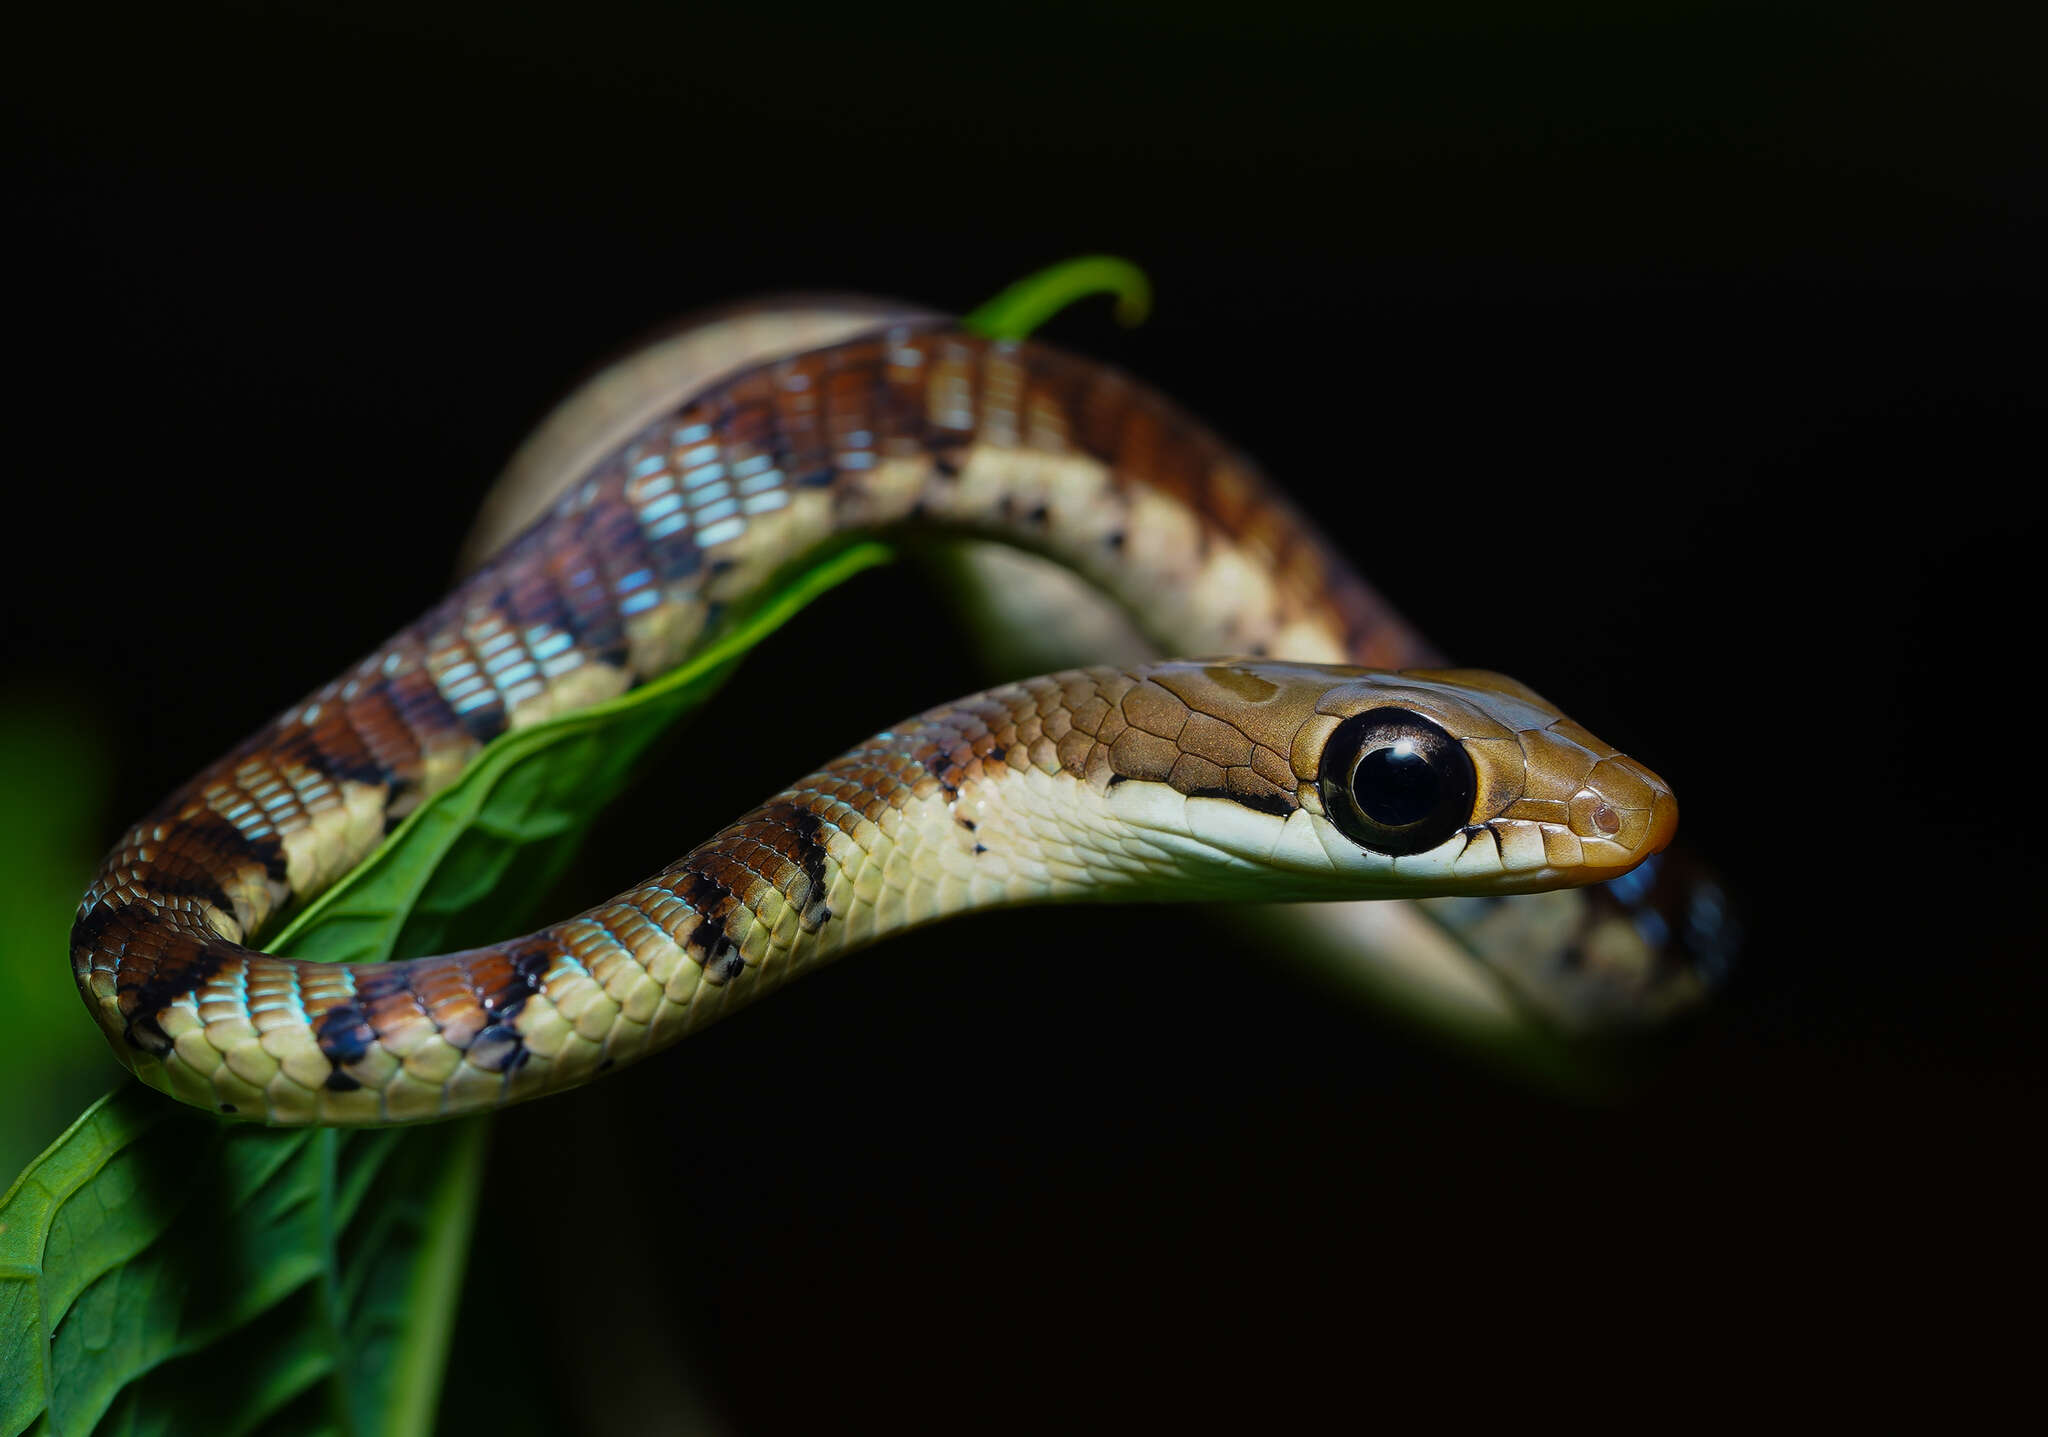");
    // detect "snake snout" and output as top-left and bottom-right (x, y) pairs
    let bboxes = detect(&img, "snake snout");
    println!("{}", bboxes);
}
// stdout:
(1571, 753), (1679, 866)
